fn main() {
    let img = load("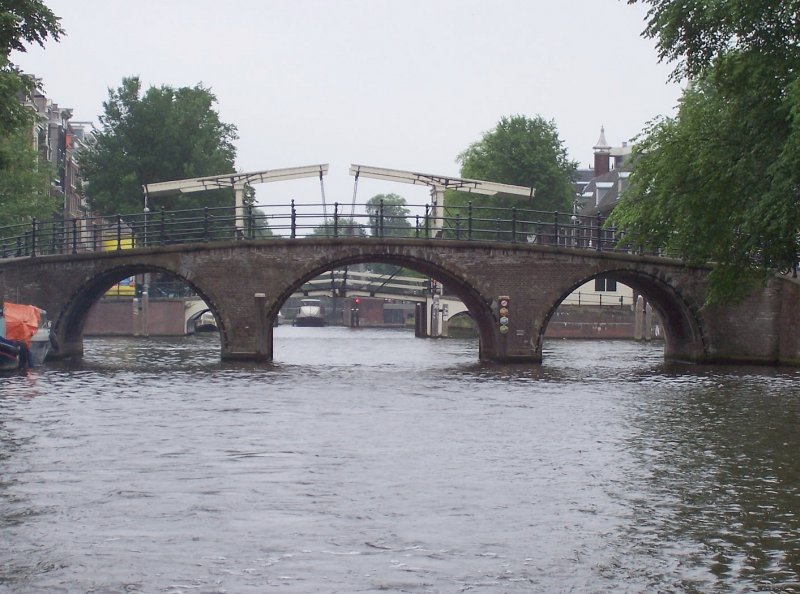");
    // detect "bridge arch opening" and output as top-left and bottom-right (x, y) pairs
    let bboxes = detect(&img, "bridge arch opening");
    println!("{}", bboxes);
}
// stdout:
(268, 253), (495, 361)
(55, 264), (225, 358)
(539, 268), (707, 363)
